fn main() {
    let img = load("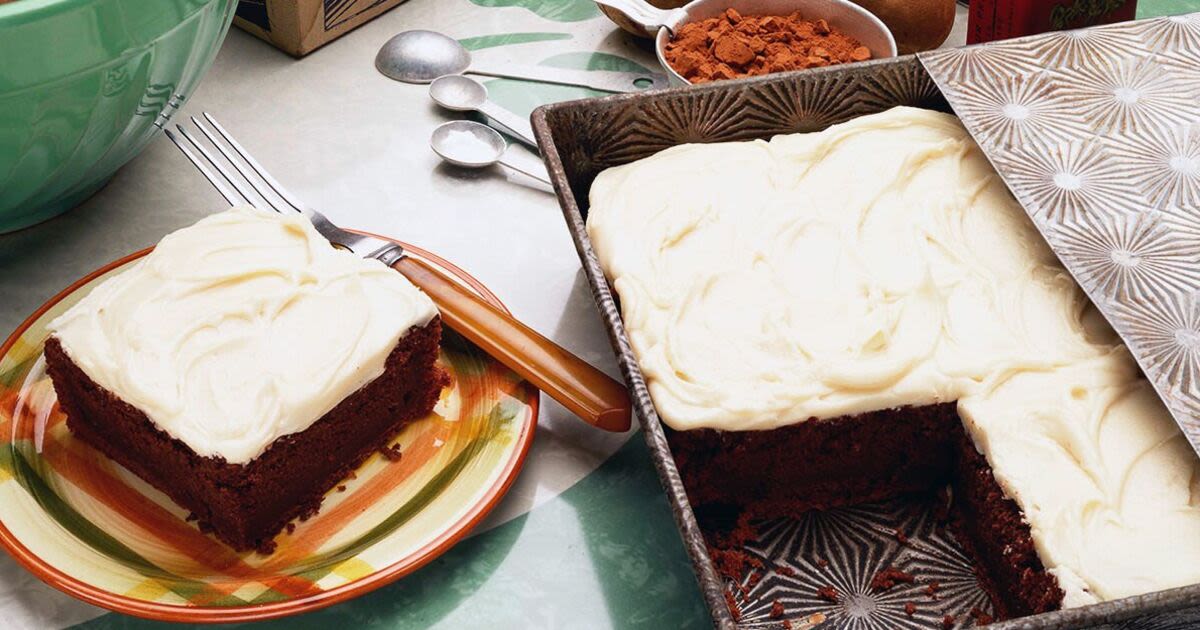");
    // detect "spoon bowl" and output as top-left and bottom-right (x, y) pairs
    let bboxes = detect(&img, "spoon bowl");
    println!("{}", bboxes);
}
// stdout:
(375, 30), (469, 83)
(430, 75), (488, 112)
(431, 120), (506, 168)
